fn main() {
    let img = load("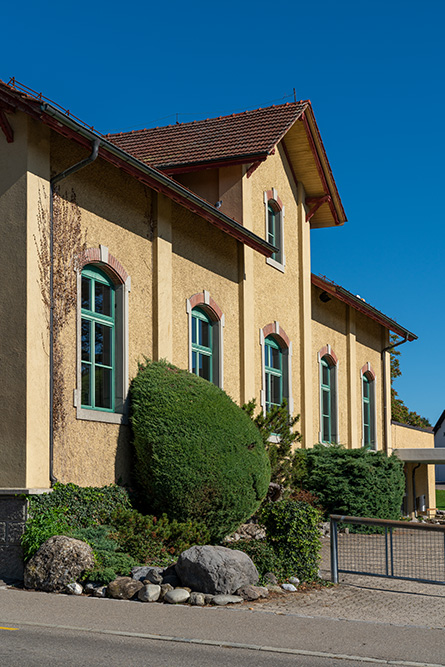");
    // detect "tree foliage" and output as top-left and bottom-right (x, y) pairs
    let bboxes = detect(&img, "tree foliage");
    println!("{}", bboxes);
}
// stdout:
(390, 335), (431, 428)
